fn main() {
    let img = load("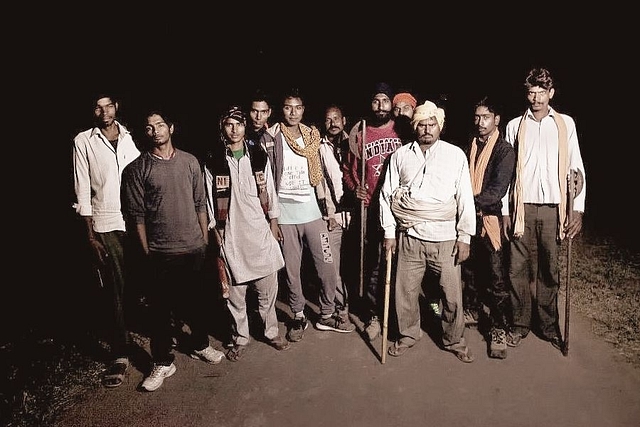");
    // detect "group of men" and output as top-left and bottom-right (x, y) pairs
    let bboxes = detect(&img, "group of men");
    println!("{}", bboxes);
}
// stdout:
(72, 67), (586, 392)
